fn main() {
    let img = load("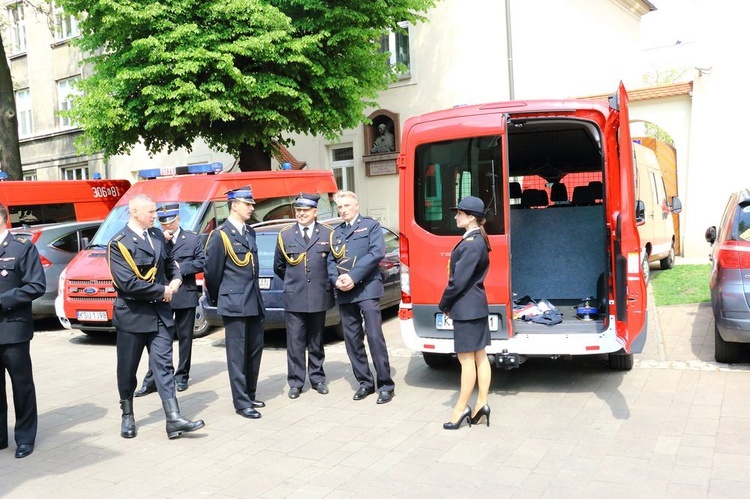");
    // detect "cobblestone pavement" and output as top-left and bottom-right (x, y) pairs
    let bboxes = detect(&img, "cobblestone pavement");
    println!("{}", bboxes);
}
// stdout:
(2, 286), (750, 498)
